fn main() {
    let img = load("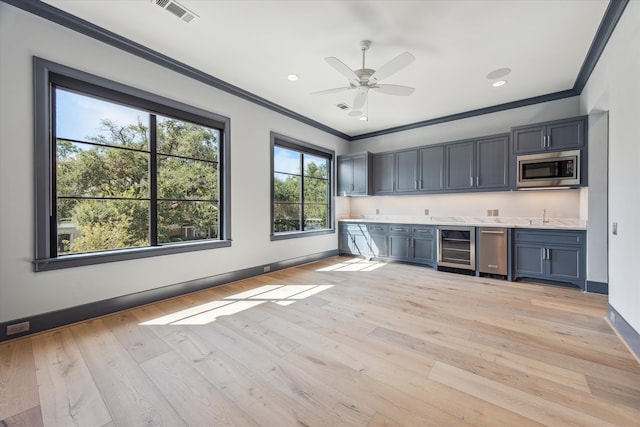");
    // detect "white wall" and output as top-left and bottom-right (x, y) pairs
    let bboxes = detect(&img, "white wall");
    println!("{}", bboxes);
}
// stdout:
(0, 4), (348, 323)
(347, 189), (582, 220)
(580, 1), (640, 334)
